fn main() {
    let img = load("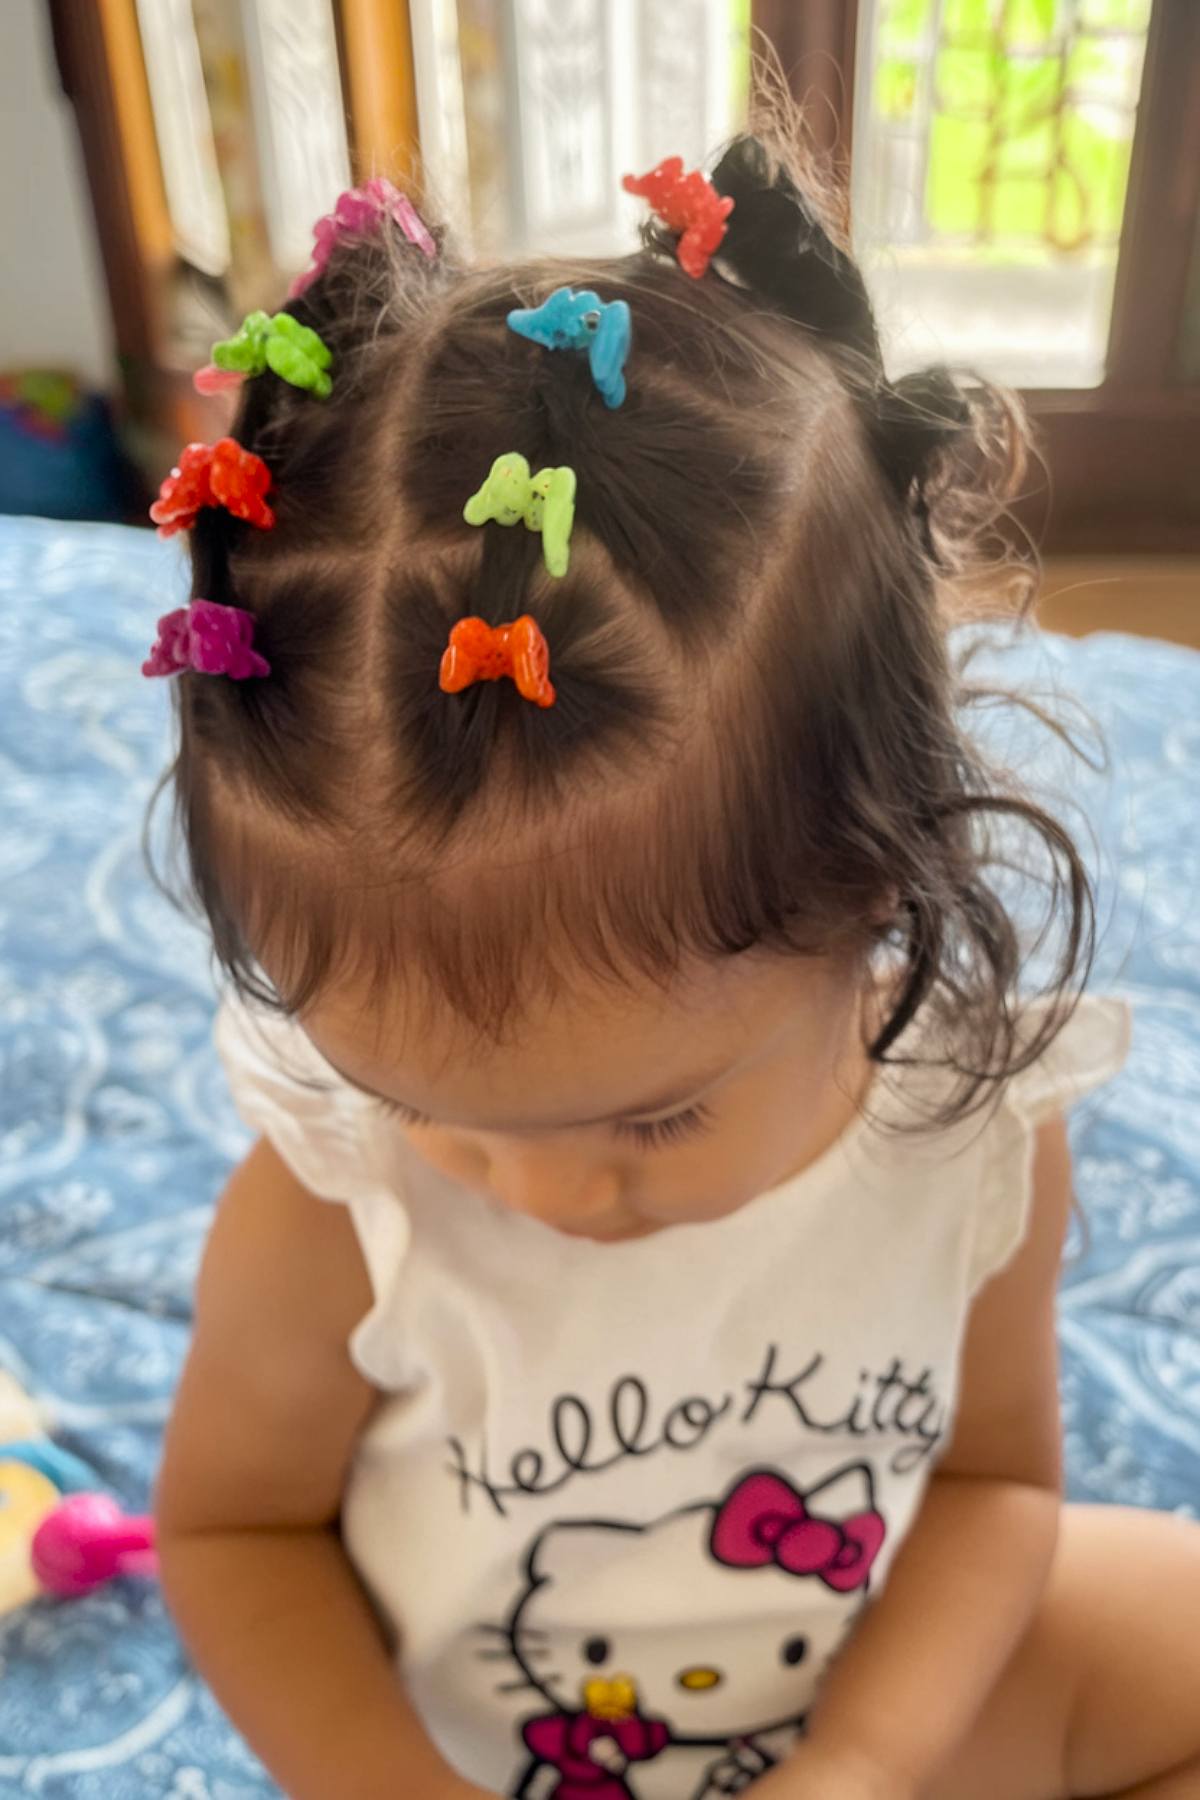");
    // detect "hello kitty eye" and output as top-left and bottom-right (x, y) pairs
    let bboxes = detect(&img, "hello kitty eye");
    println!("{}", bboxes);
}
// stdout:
(781, 1635), (809, 1666)
(583, 1636), (611, 1665)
